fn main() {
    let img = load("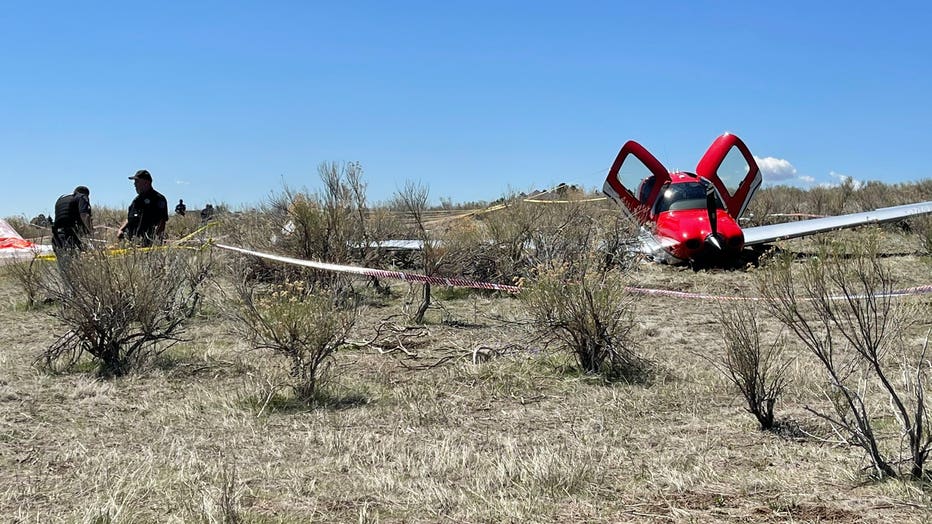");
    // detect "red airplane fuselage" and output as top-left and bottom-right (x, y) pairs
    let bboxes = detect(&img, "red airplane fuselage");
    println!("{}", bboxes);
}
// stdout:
(651, 175), (745, 262)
